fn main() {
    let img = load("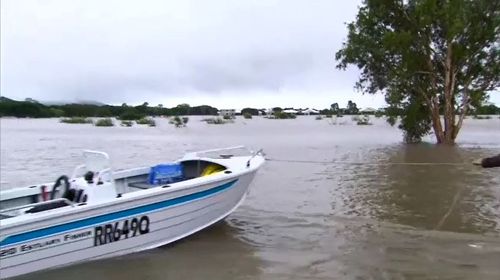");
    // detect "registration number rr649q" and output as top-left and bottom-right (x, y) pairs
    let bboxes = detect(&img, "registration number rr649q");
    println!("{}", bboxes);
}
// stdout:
(94, 215), (150, 246)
